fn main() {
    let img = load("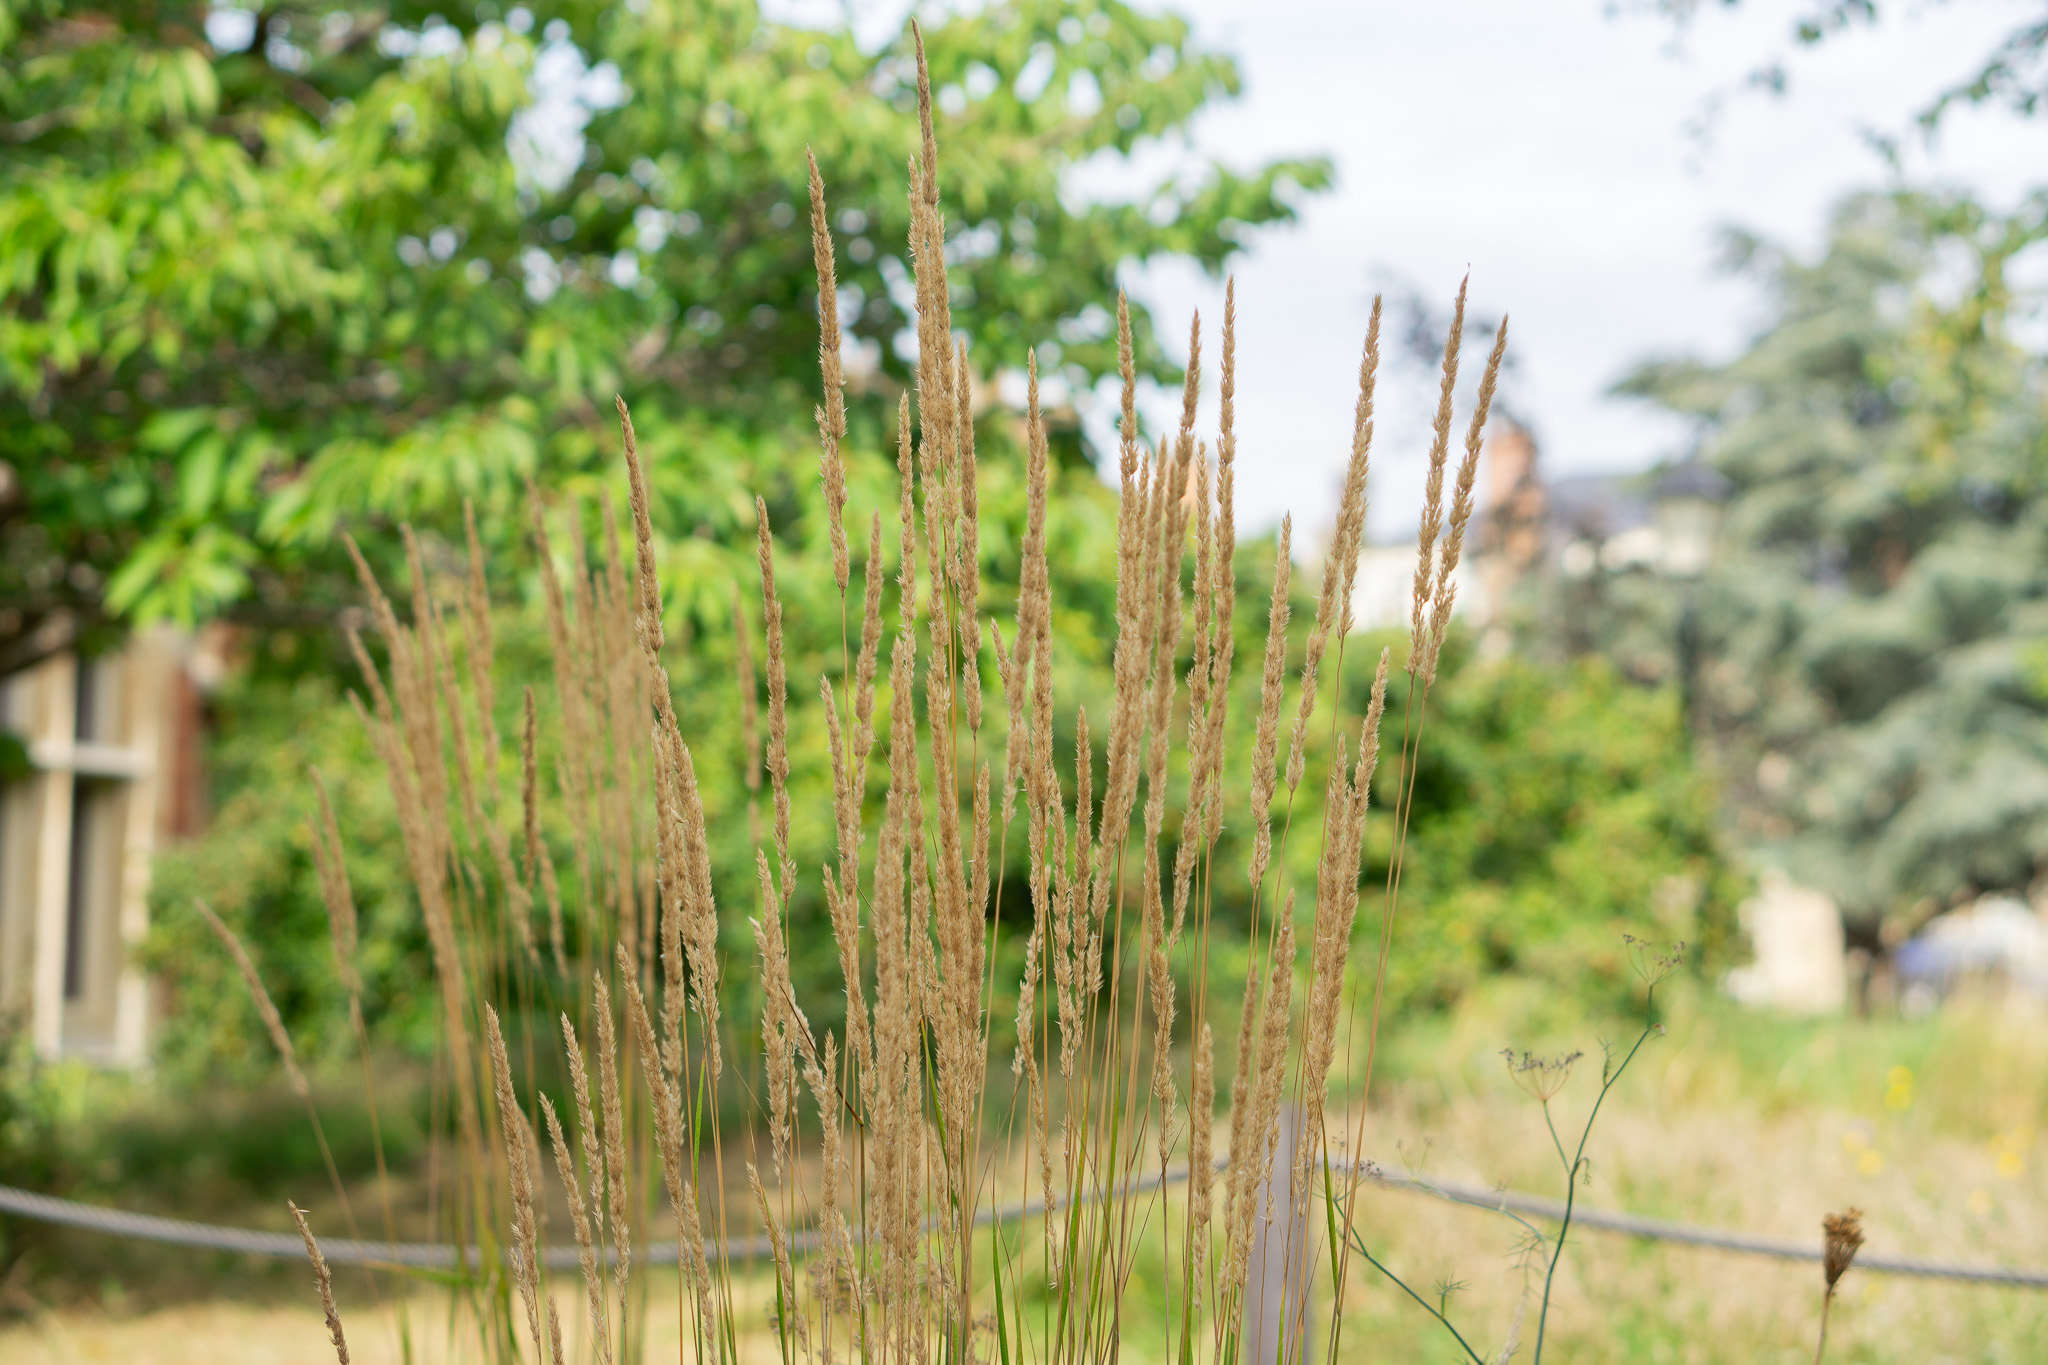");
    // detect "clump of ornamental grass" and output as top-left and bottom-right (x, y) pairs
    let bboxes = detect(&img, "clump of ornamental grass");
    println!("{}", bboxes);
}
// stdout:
(229, 23), (1567, 1365)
